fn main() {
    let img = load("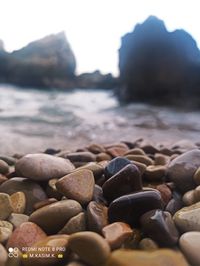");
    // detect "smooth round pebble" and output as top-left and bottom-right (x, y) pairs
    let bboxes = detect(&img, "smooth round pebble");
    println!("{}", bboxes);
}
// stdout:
(0, 193), (13, 220)
(68, 231), (110, 266)
(0, 160), (9, 174)
(10, 191), (26, 214)
(104, 157), (131, 179)
(0, 243), (8, 265)
(0, 227), (12, 243)
(59, 212), (86, 234)
(8, 213), (29, 228)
